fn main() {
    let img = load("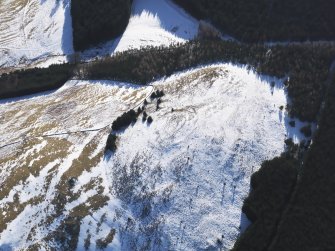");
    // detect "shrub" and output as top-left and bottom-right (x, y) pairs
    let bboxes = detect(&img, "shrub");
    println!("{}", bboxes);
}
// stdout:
(68, 177), (77, 188)
(300, 124), (312, 137)
(142, 111), (148, 122)
(289, 120), (296, 127)
(112, 109), (138, 131)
